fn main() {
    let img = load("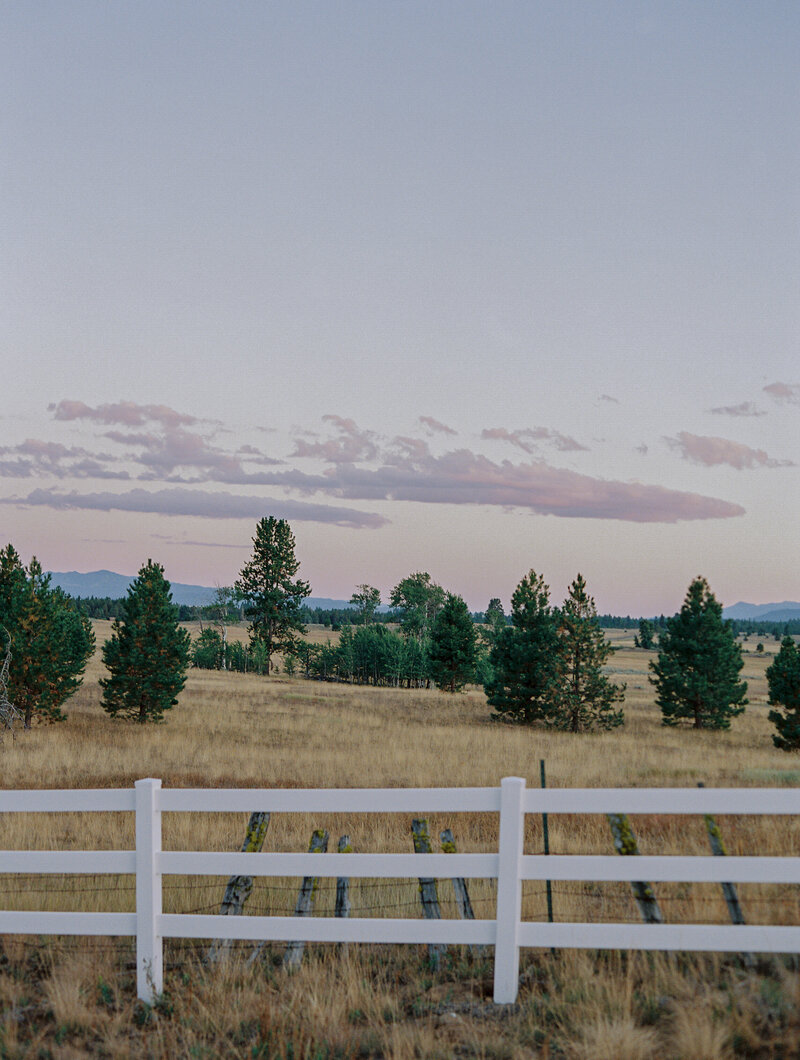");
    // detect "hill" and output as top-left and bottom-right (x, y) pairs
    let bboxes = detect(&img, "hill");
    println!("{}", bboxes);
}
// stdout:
(47, 569), (357, 610)
(722, 600), (800, 621)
